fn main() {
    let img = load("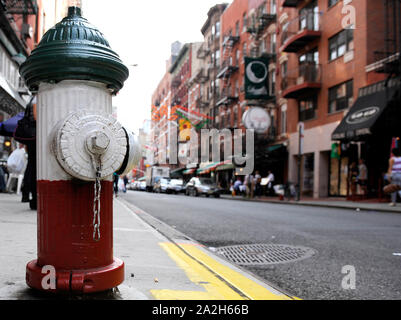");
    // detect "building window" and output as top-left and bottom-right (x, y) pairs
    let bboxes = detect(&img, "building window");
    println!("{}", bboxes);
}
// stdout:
(299, 48), (319, 64)
(281, 61), (288, 77)
(216, 50), (220, 67)
(235, 21), (240, 37)
(243, 42), (247, 57)
(216, 21), (220, 38)
(270, 33), (276, 53)
(269, 70), (276, 96)
(236, 49), (240, 66)
(271, 0), (277, 14)
(280, 105), (287, 134)
(329, 29), (354, 61)
(328, 0), (339, 7)
(328, 80), (353, 113)
(242, 13), (247, 32)
(260, 39), (266, 53)
(299, 97), (317, 121)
